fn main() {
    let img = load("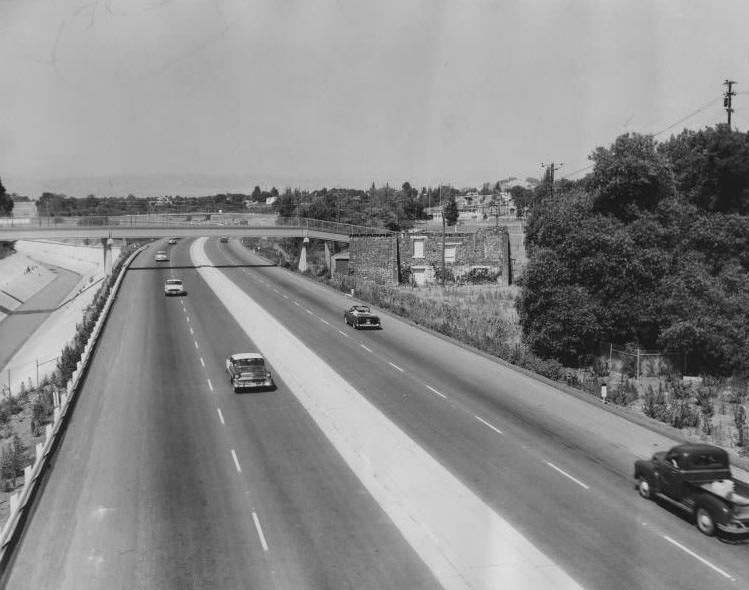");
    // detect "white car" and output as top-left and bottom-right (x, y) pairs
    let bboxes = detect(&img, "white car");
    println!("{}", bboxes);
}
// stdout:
(164, 278), (185, 296)
(155, 250), (169, 262)
(168, 237), (178, 245)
